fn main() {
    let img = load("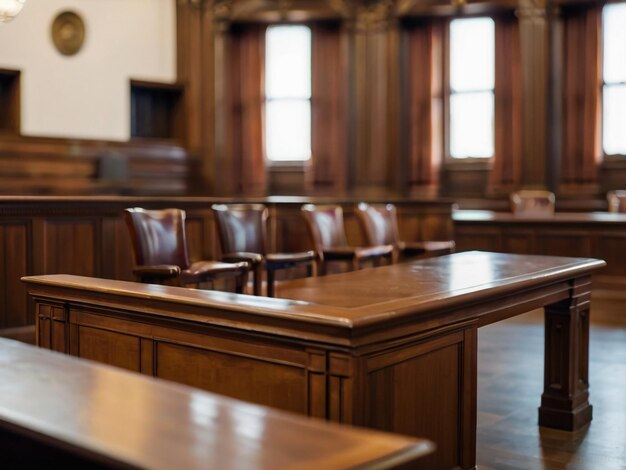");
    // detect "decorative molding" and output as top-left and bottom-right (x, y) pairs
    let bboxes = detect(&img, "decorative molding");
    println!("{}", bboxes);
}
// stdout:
(212, 0), (233, 31)
(516, 0), (547, 20)
(354, 0), (396, 32)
